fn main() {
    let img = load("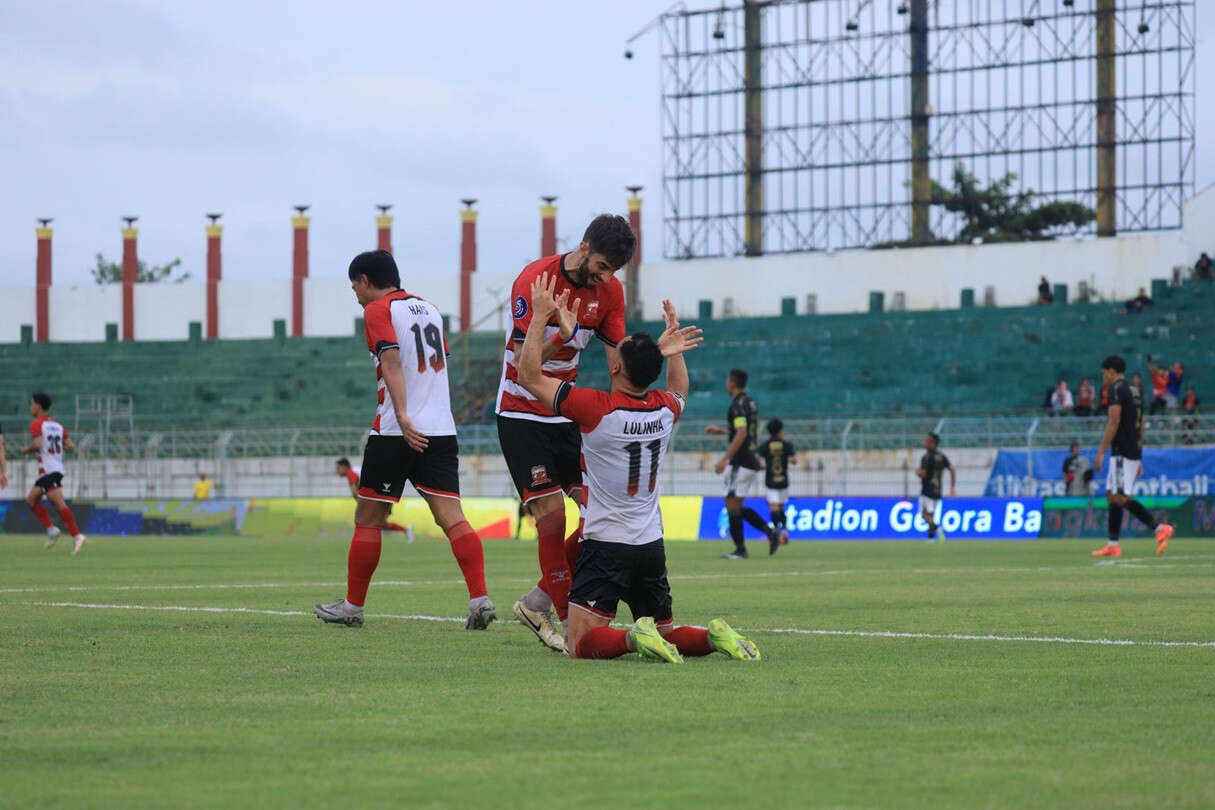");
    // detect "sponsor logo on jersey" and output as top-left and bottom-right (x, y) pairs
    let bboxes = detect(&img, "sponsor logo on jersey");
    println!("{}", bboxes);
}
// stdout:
(530, 465), (551, 487)
(514, 296), (528, 319)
